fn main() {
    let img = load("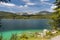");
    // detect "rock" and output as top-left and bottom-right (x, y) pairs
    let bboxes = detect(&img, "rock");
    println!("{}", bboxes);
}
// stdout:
(40, 33), (44, 38)
(51, 35), (60, 40)
(51, 30), (57, 34)
(43, 29), (49, 36)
